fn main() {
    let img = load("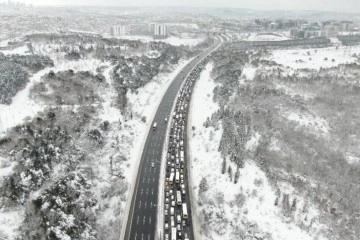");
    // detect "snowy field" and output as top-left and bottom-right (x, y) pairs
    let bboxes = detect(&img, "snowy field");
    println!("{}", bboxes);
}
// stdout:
(0, 45), (30, 55)
(244, 33), (290, 41)
(107, 35), (205, 47)
(267, 45), (360, 69)
(188, 62), (327, 240)
(0, 58), (103, 137)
